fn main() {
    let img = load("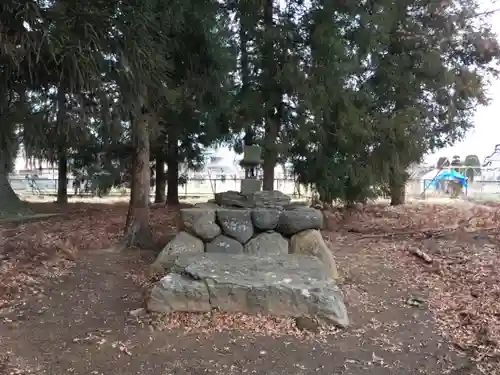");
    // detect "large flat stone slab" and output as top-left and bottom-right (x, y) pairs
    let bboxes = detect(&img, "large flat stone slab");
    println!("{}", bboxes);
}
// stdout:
(147, 253), (349, 327)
